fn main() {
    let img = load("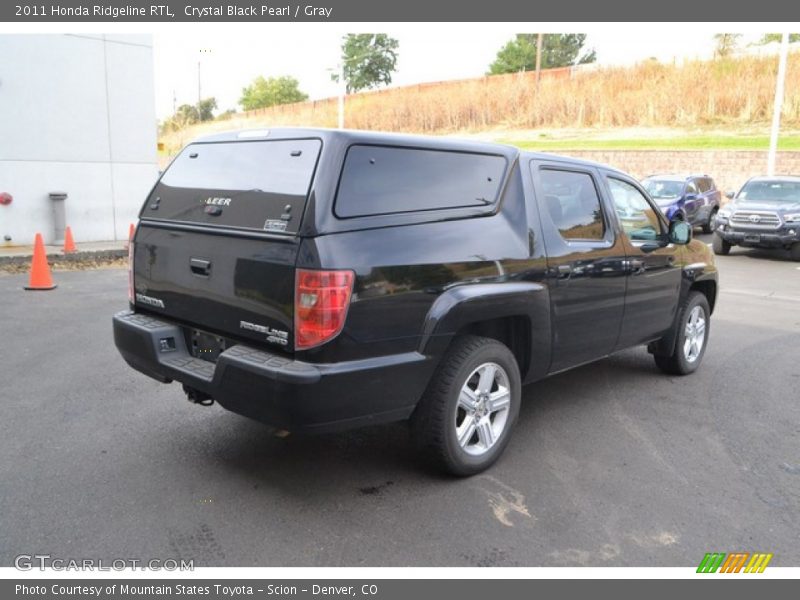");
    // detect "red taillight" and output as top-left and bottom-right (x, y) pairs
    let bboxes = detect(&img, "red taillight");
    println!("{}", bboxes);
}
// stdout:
(127, 239), (135, 304)
(294, 268), (354, 350)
